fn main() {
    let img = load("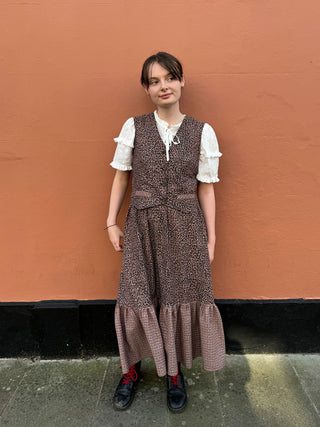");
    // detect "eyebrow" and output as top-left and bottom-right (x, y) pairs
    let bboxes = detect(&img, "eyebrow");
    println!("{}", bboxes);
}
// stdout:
(148, 73), (172, 81)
